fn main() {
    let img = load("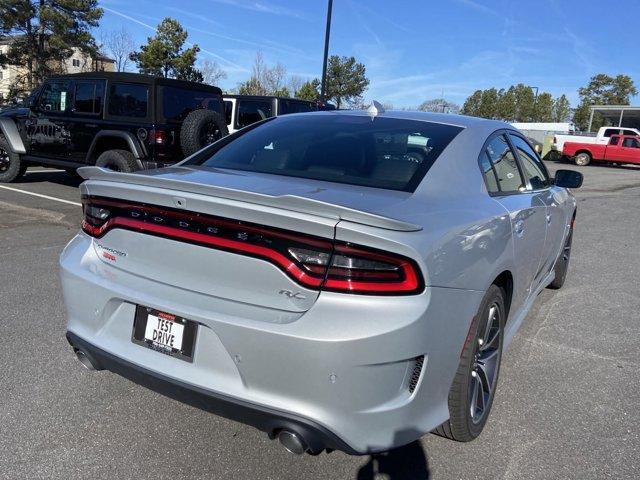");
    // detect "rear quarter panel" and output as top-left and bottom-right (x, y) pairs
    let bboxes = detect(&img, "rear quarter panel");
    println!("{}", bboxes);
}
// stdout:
(563, 141), (605, 158)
